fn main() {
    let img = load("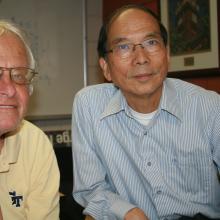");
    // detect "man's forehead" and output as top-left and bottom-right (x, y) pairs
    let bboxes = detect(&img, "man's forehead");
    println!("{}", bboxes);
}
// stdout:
(107, 9), (160, 42)
(108, 8), (156, 29)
